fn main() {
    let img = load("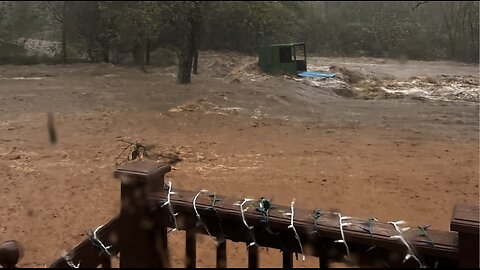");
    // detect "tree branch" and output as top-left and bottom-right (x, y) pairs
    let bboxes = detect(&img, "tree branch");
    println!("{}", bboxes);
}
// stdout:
(412, 1), (428, 11)
(43, 1), (63, 22)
